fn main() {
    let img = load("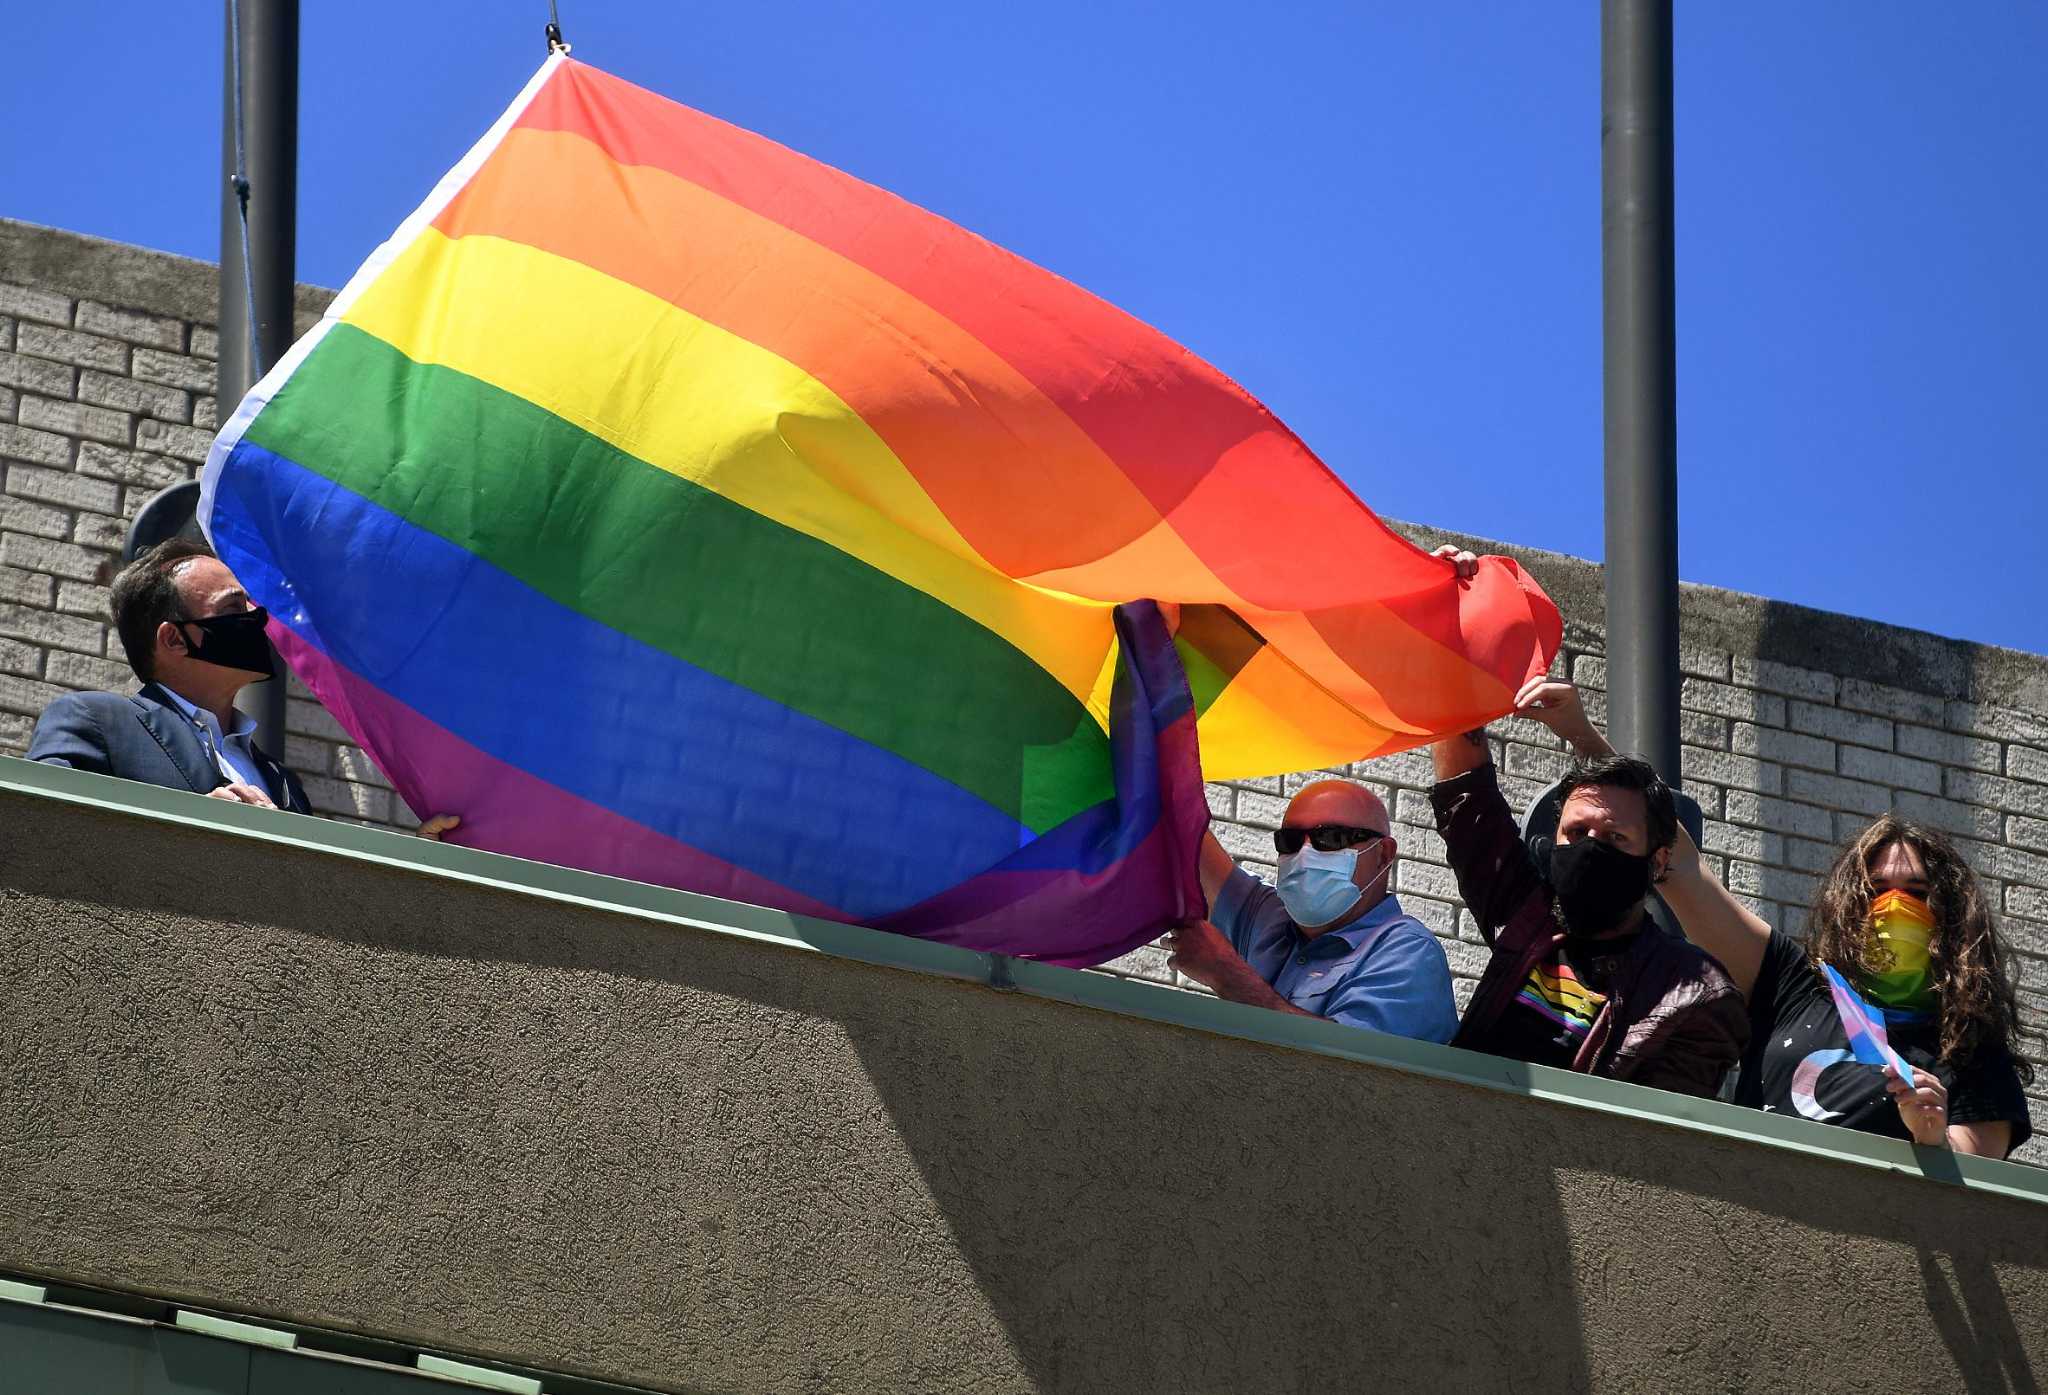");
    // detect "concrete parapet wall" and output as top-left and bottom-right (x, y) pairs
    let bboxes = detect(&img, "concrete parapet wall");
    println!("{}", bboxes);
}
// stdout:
(2, 763), (2047, 1394)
